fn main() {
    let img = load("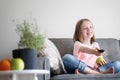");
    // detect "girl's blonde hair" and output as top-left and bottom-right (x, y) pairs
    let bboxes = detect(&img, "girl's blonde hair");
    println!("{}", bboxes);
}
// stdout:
(73, 18), (96, 43)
